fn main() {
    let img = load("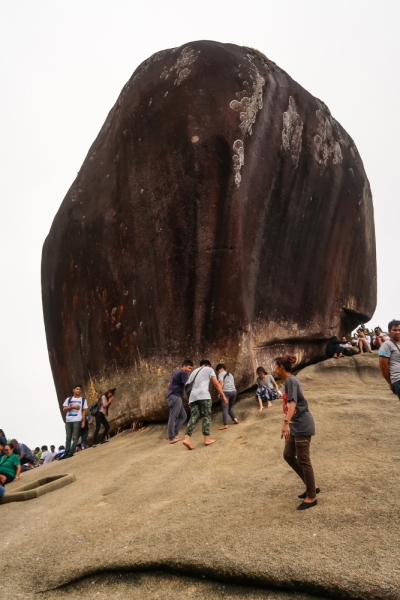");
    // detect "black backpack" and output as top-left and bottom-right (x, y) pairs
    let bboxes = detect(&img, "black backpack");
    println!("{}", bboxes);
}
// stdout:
(89, 396), (103, 416)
